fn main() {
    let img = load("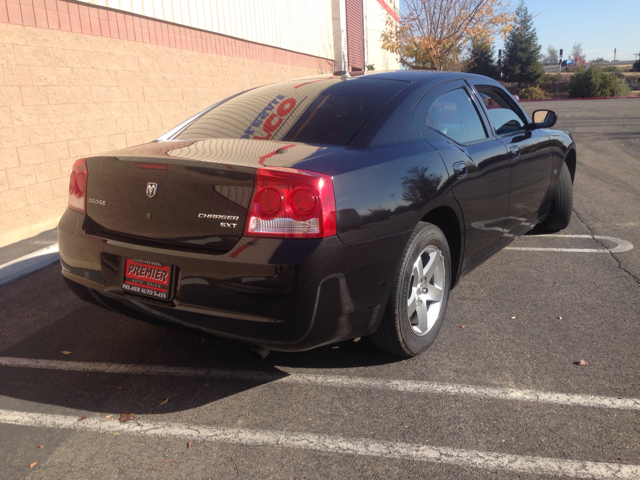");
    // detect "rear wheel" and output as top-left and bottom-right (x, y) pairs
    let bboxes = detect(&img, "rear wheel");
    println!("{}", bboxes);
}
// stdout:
(369, 222), (451, 357)
(539, 162), (573, 232)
